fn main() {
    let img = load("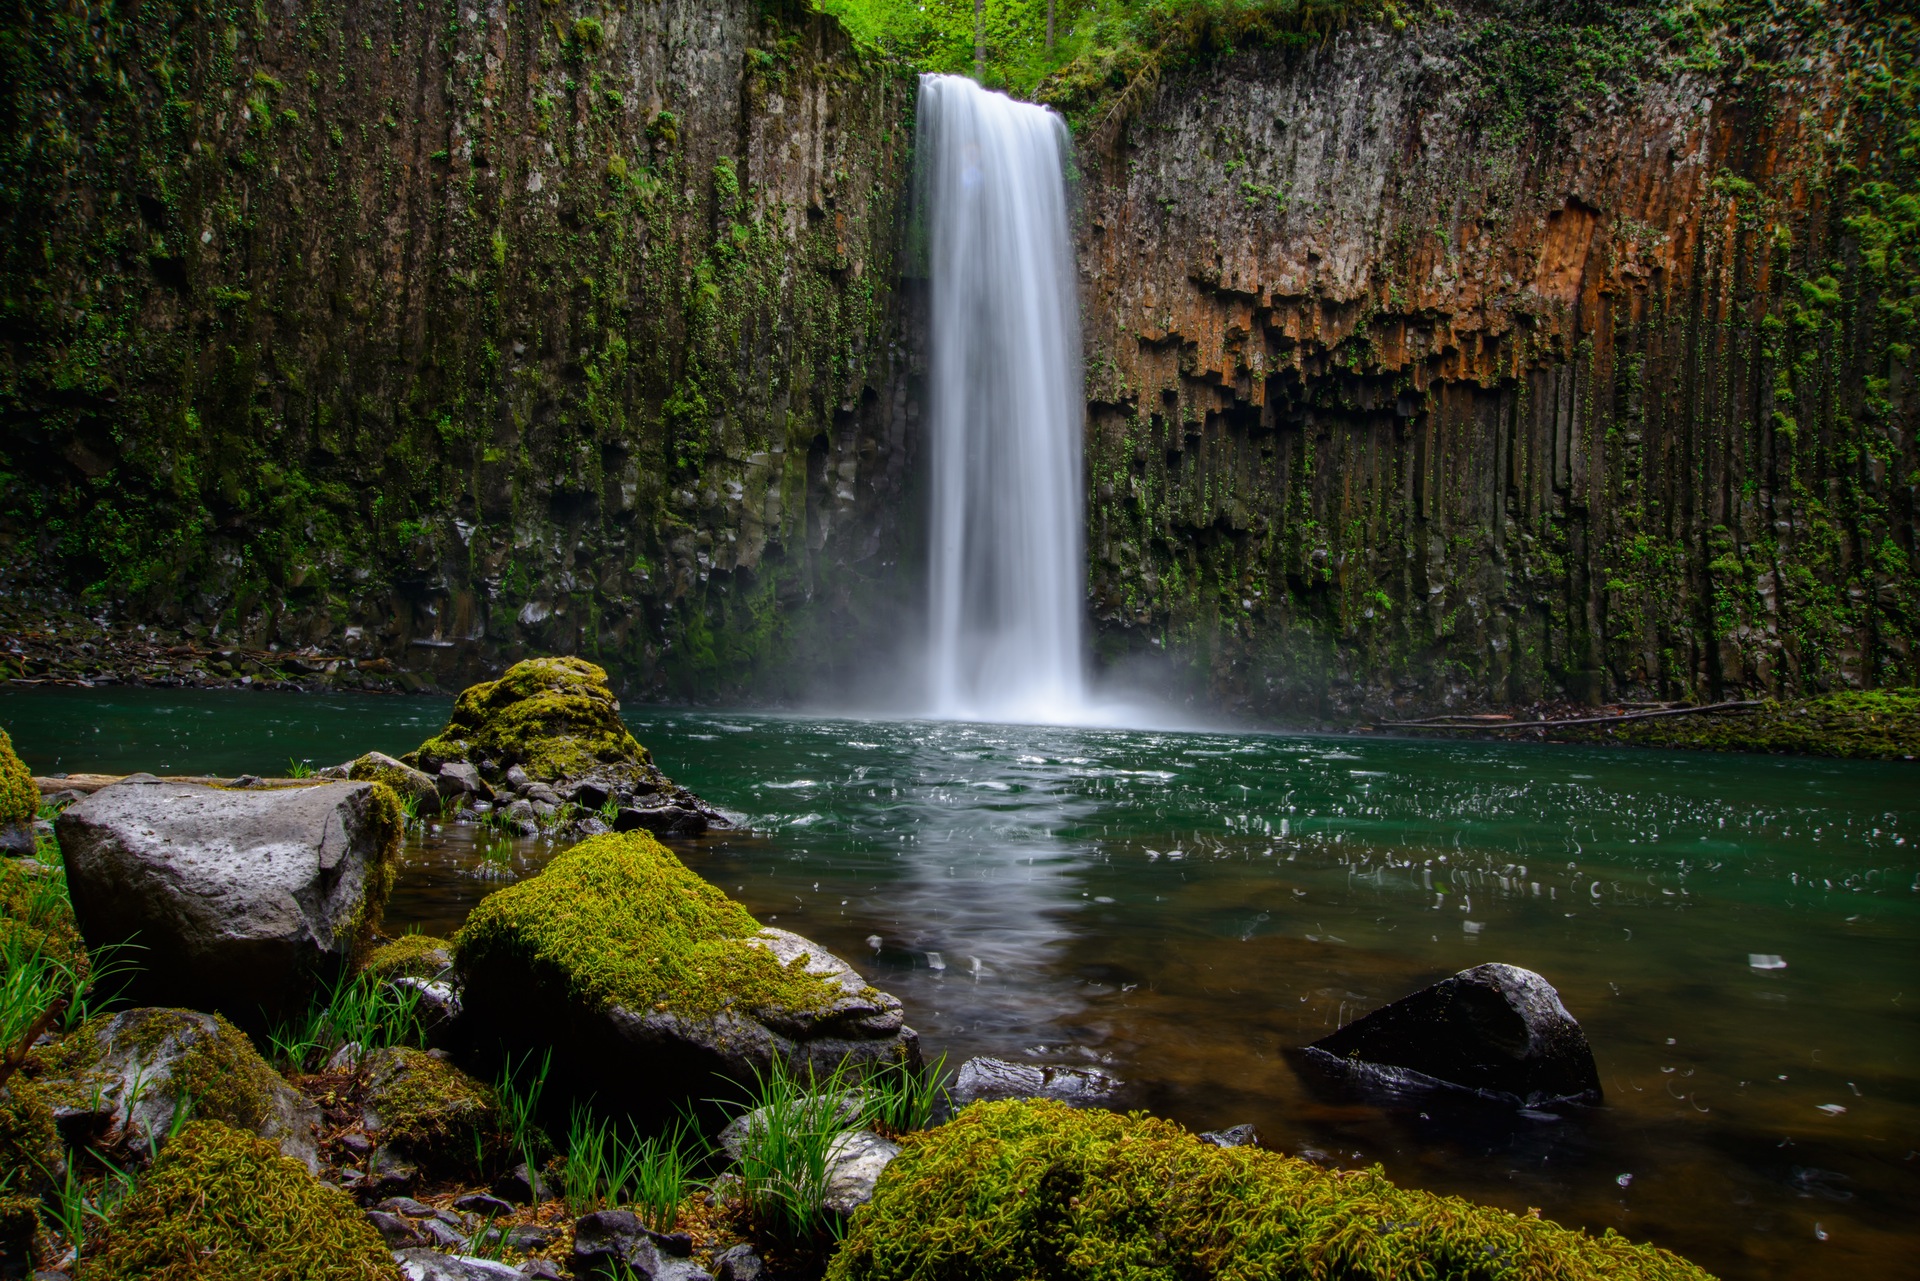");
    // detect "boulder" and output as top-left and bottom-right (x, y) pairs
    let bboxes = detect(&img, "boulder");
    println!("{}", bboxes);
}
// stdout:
(31, 1007), (321, 1171)
(455, 833), (918, 1121)
(821, 1129), (901, 1216)
(404, 657), (726, 834)
(719, 1091), (864, 1163)
(1300, 963), (1602, 1107)
(349, 752), (443, 816)
(569, 1210), (708, 1281)
(951, 1057), (1121, 1107)
(55, 779), (401, 1023)
(393, 1249), (527, 1281)
(434, 762), (493, 805)
(361, 1046), (499, 1173)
